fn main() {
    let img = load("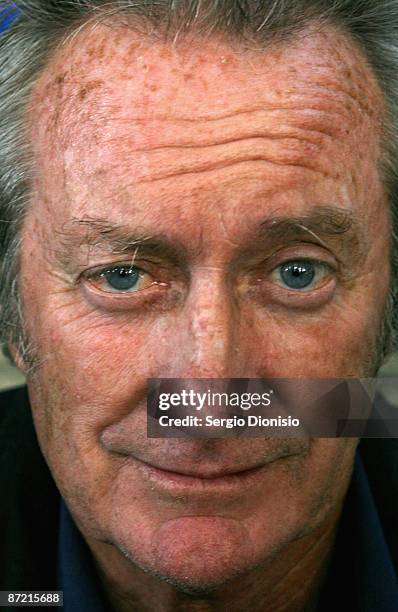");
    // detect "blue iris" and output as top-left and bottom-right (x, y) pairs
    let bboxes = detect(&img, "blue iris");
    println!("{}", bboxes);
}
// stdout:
(280, 261), (315, 290)
(102, 267), (140, 291)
